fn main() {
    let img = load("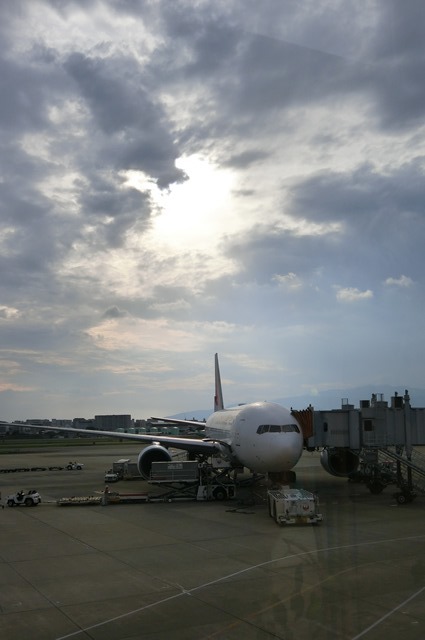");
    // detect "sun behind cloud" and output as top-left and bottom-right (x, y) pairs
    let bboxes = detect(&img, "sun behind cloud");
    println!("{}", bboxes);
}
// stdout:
(126, 154), (238, 250)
